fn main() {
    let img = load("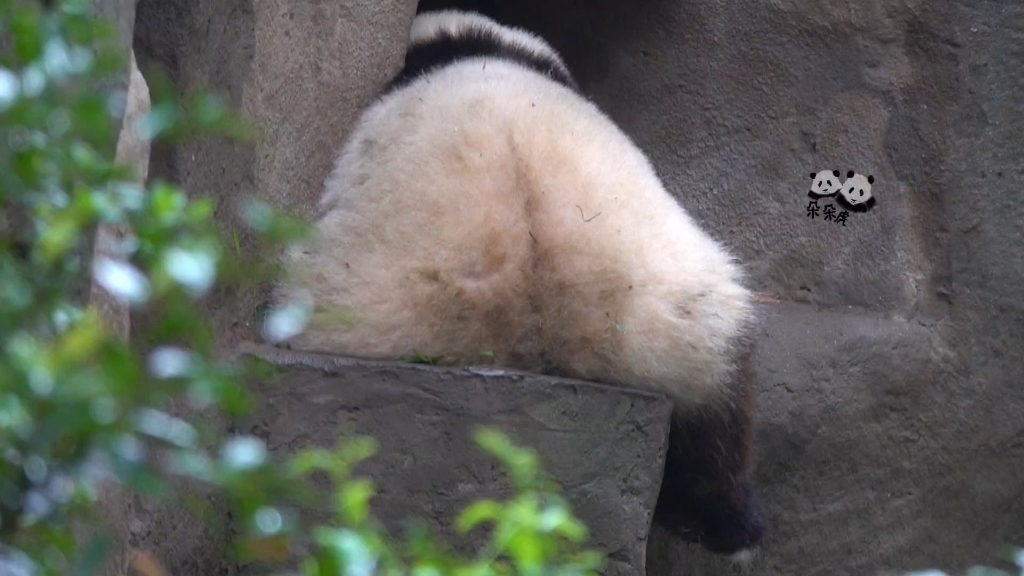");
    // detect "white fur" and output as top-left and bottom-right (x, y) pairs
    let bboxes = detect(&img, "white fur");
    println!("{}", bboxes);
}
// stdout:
(276, 13), (754, 408)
